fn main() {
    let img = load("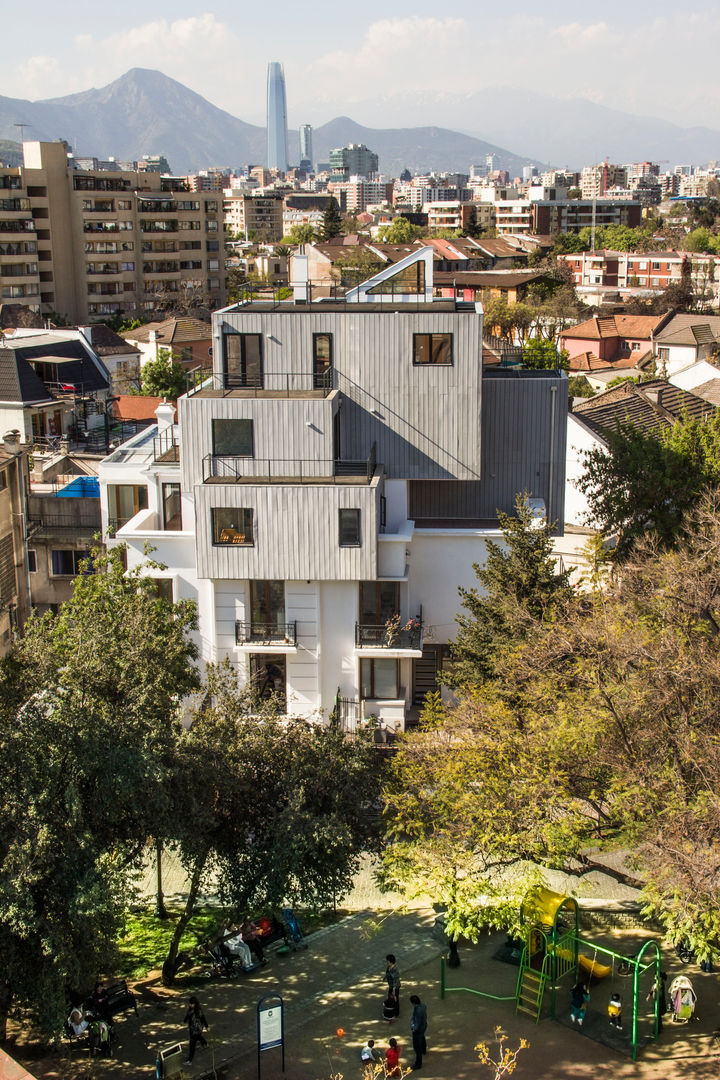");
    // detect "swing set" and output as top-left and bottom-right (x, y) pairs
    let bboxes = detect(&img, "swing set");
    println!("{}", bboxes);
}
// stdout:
(440, 885), (663, 1062)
